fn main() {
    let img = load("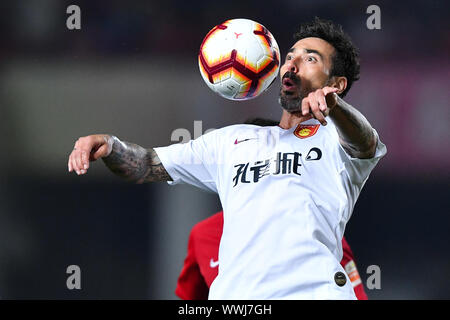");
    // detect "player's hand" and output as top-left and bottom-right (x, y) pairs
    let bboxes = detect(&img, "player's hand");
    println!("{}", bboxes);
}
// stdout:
(301, 87), (339, 126)
(68, 134), (113, 175)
